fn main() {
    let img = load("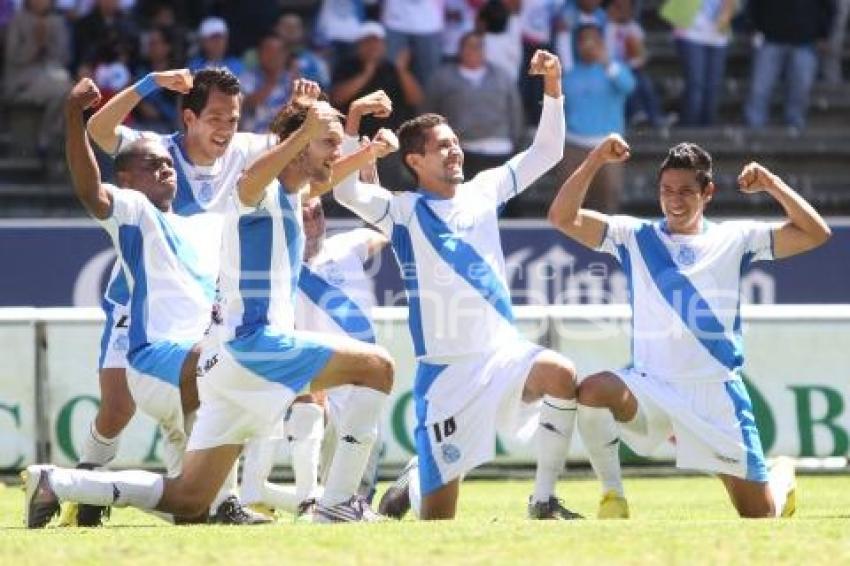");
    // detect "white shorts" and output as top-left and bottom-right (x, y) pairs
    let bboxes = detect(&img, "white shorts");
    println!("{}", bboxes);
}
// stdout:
(616, 368), (768, 482)
(187, 328), (334, 451)
(98, 302), (129, 370)
(415, 340), (544, 495)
